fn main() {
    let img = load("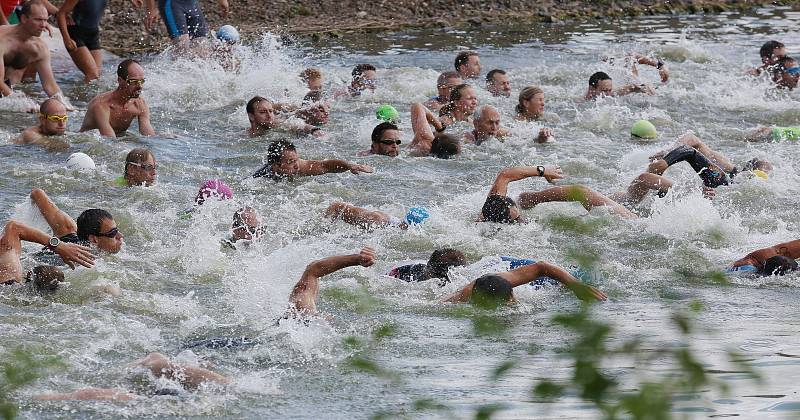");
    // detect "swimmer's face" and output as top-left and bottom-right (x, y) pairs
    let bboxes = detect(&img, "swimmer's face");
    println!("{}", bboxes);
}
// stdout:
(438, 76), (463, 99)
(507, 206), (524, 224)
(21, 4), (48, 37)
(272, 149), (300, 177)
(595, 79), (613, 97)
(127, 153), (157, 186)
(307, 78), (323, 91)
(299, 104), (329, 126)
(232, 209), (261, 241)
(354, 70), (377, 92)
(523, 92), (545, 117)
(487, 73), (511, 97)
(250, 101), (275, 128)
(455, 87), (479, 115)
(120, 63), (145, 98)
(766, 47), (787, 65)
(371, 129), (401, 157)
(474, 108), (501, 137)
(460, 55), (482, 78)
(39, 103), (68, 135)
(90, 218), (124, 254)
